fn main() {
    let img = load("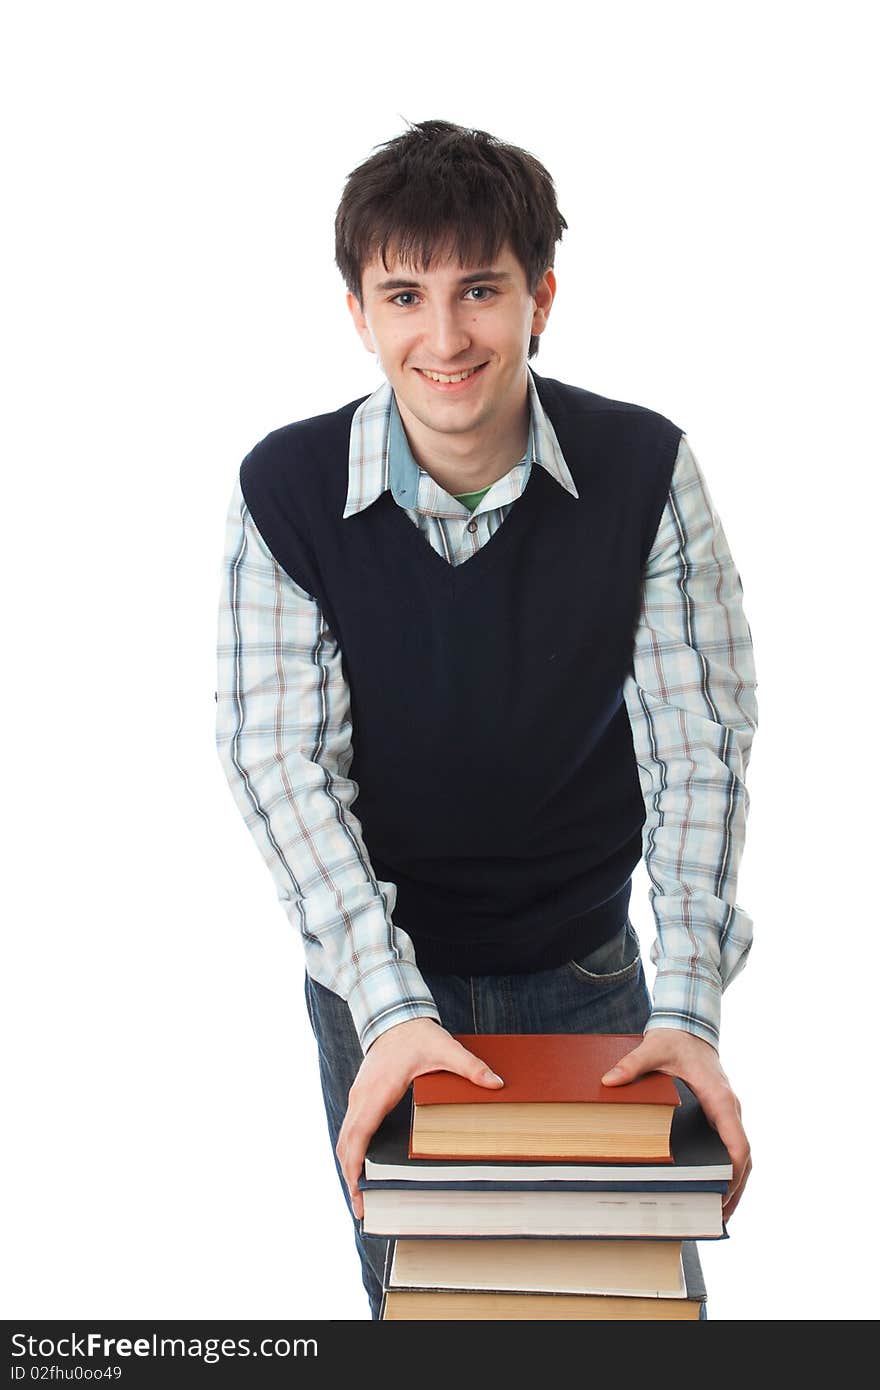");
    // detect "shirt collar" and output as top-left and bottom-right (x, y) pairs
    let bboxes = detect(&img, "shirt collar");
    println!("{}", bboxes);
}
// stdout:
(342, 365), (579, 518)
